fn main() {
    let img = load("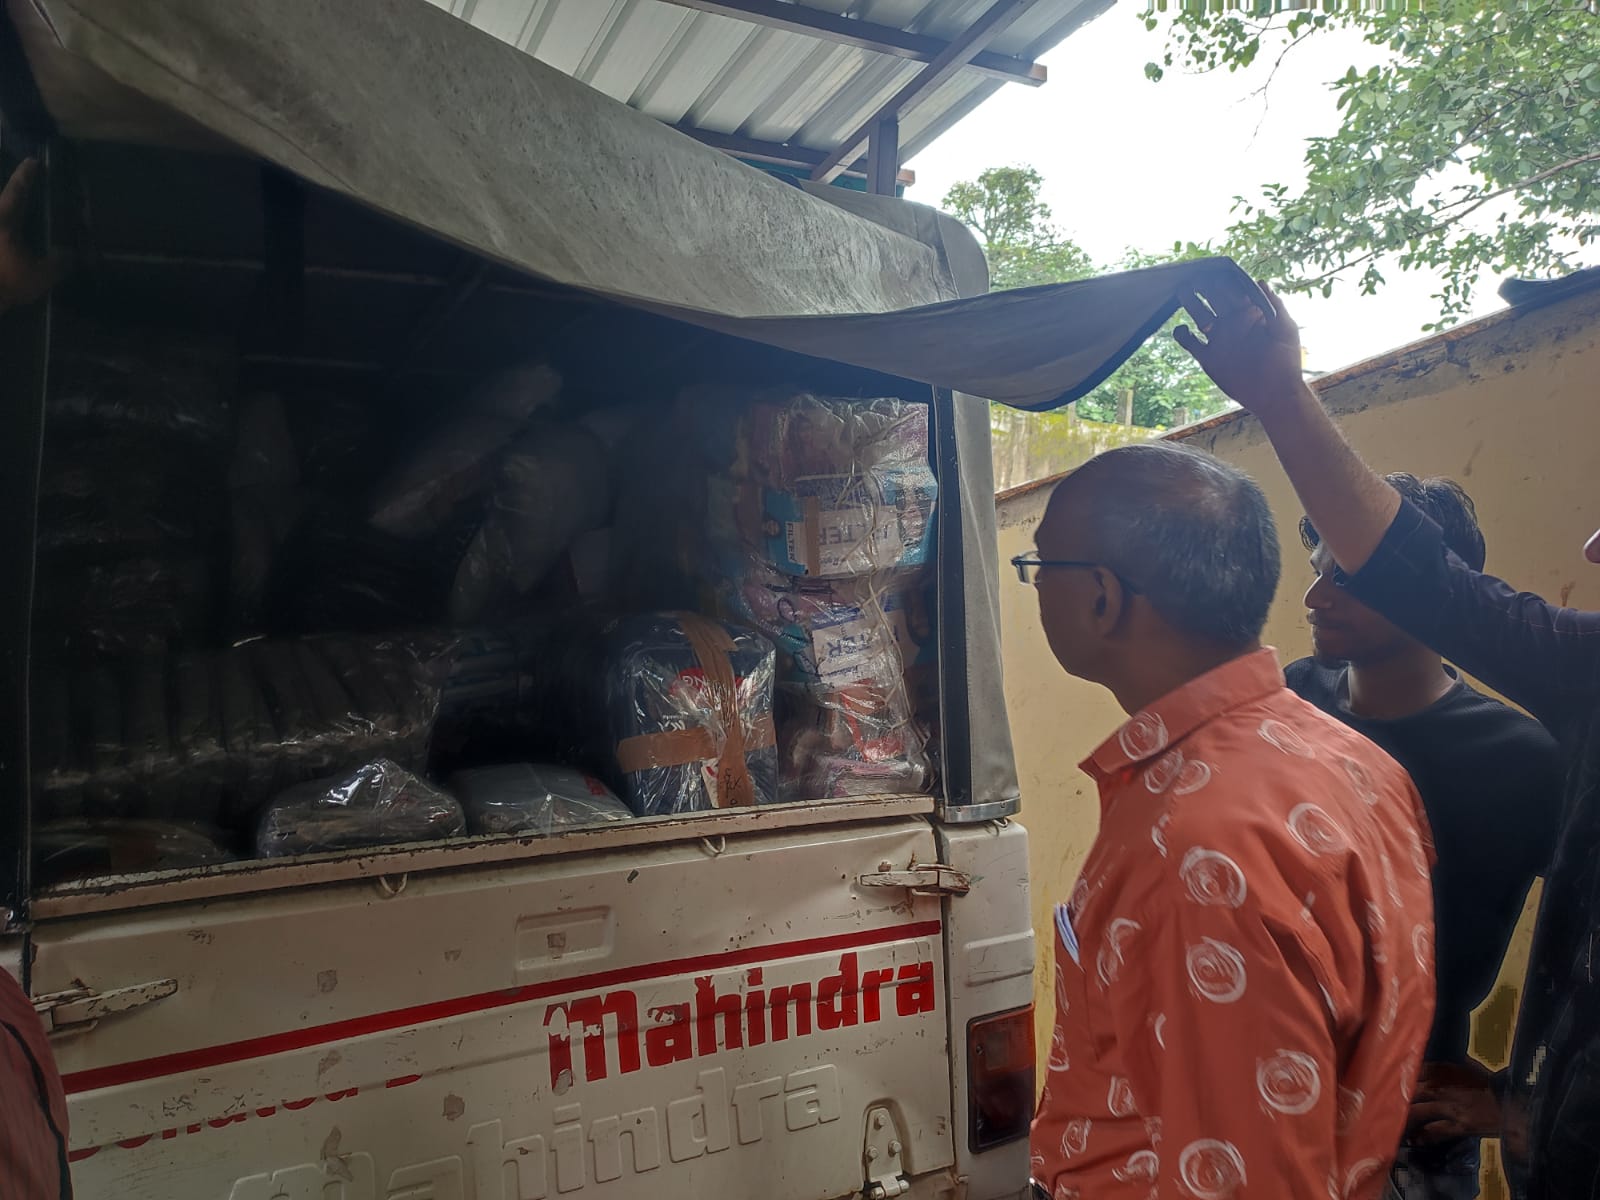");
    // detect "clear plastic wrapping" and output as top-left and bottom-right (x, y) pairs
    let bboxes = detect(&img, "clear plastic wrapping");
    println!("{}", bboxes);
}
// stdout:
(34, 319), (236, 659)
(228, 392), (305, 637)
(369, 365), (560, 539)
(31, 636), (449, 827)
(696, 391), (936, 578)
(451, 764), (632, 836)
(286, 389), (390, 499)
(268, 504), (481, 633)
(28, 307), (938, 879)
(47, 317), (236, 448)
(600, 613), (778, 815)
(256, 759), (465, 858)
(430, 627), (542, 773)
(33, 554), (216, 658)
(37, 435), (215, 552)
(524, 612), (780, 816)
(615, 391), (936, 801)
(449, 420), (612, 624)
(32, 819), (235, 887)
